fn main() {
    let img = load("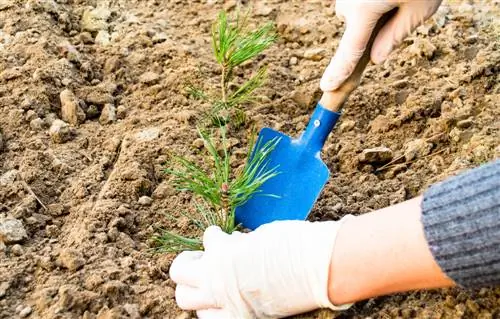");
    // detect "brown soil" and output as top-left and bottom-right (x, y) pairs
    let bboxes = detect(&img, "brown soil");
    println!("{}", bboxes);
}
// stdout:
(0, 0), (499, 318)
